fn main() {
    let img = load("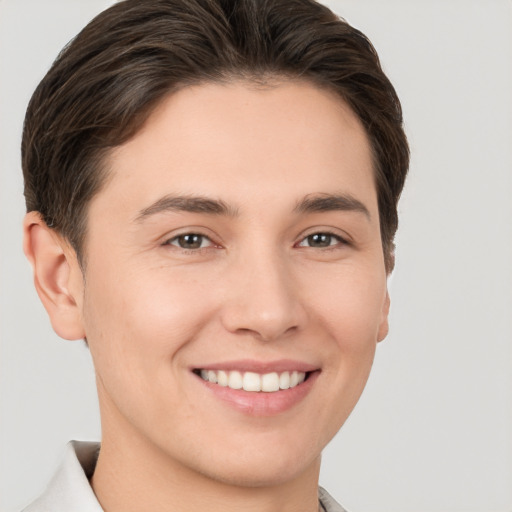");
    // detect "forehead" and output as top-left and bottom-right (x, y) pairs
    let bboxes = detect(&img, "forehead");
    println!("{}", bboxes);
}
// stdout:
(94, 80), (376, 222)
